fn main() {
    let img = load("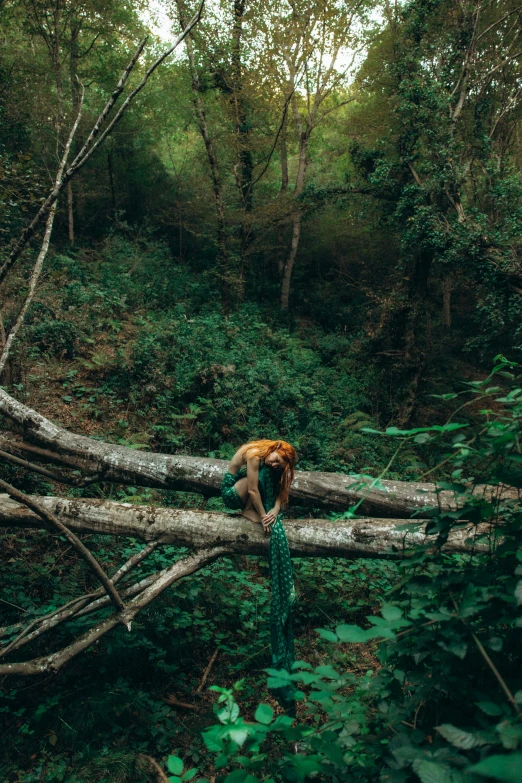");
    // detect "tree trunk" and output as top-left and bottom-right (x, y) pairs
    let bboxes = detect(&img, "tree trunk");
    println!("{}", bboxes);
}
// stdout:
(396, 249), (434, 425)
(67, 180), (74, 244)
(0, 388), (516, 516)
(443, 273), (453, 328)
(280, 209), (302, 310)
(280, 123), (289, 193)
(280, 130), (308, 310)
(67, 18), (81, 244)
(0, 494), (494, 559)
(107, 150), (116, 215)
(277, 125), (289, 278)
(176, 0), (230, 310)
(231, 0), (254, 302)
